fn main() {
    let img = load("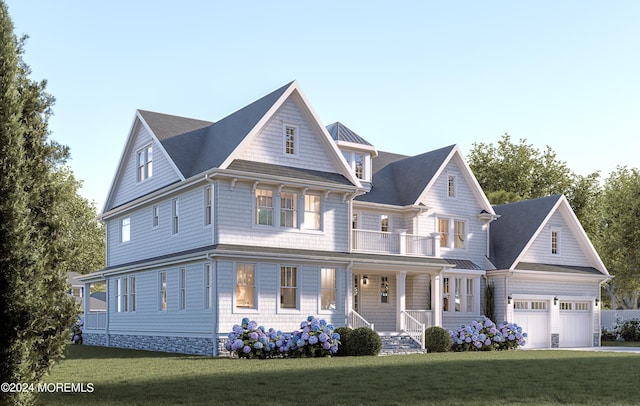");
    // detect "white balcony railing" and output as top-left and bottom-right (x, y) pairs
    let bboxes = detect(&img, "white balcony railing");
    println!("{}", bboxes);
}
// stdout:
(352, 229), (436, 257)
